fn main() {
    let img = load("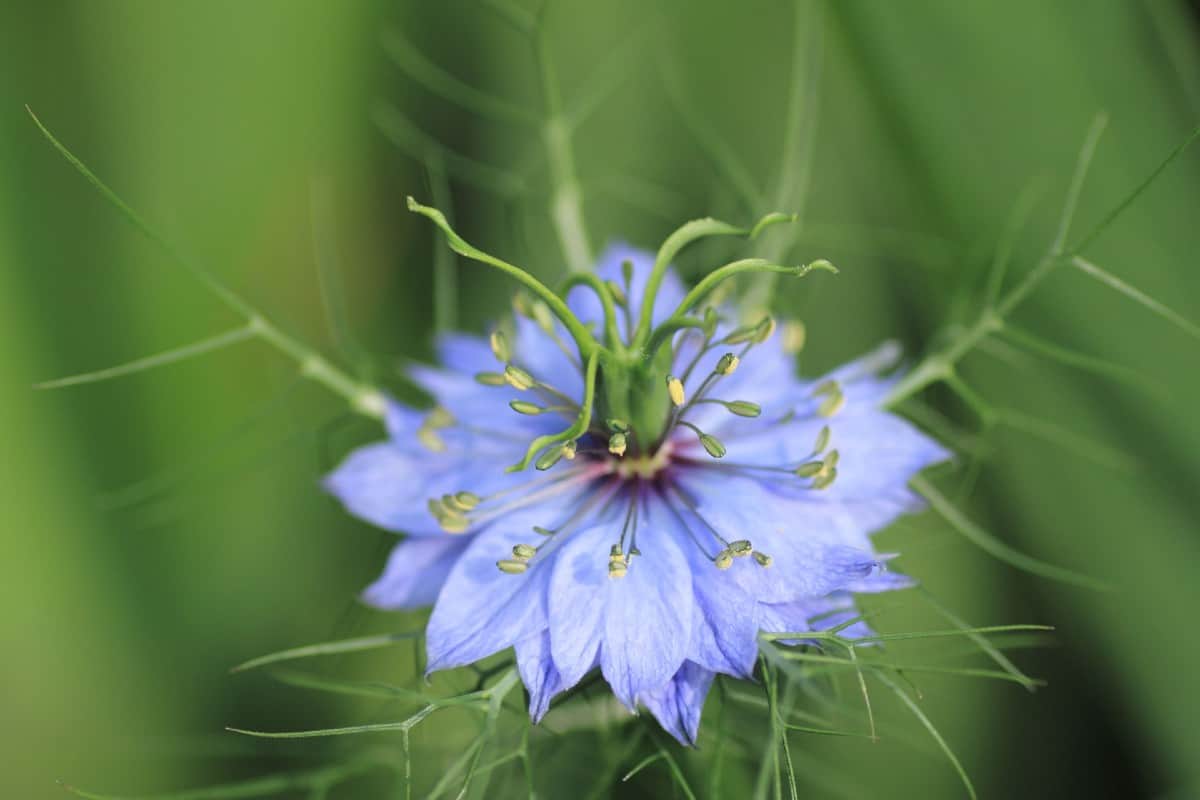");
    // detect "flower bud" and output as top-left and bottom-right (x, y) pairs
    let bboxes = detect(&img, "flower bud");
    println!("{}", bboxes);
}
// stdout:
(716, 353), (740, 375)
